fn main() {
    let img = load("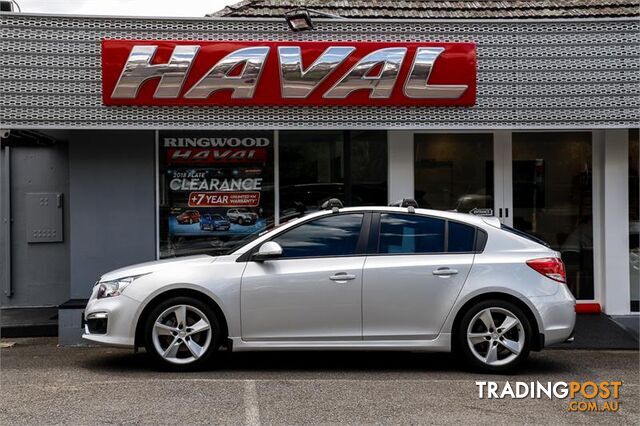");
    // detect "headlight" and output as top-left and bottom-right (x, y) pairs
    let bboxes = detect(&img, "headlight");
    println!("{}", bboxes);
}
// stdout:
(96, 274), (148, 299)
